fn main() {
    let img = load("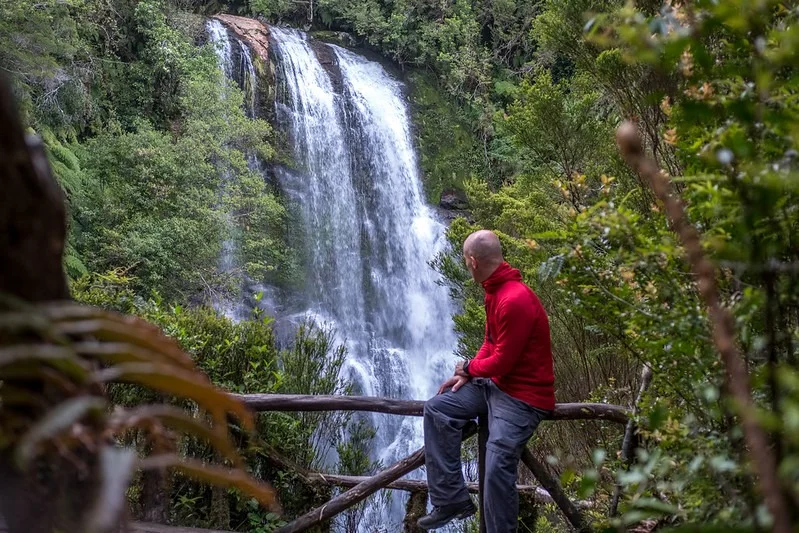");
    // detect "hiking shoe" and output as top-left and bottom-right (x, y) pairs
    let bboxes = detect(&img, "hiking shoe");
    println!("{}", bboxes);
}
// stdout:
(417, 499), (477, 530)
